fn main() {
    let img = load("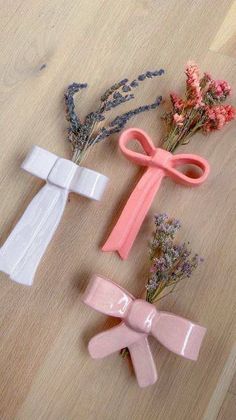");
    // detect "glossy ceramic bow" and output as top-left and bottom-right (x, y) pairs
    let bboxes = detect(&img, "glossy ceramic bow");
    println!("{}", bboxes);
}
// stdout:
(103, 128), (210, 259)
(0, 146), (108, 286)
(83, 275), (206, 388)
